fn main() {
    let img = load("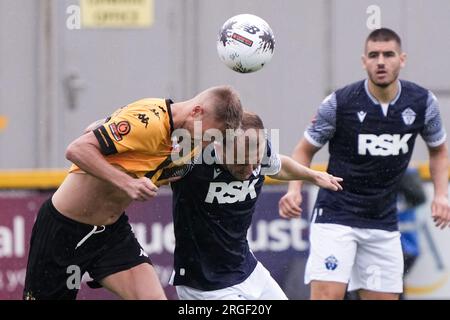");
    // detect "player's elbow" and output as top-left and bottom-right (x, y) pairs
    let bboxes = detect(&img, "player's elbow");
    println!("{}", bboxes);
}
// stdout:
(429, 142), (448, 159)
(65, 139), (83, 163)
(67, 131), (102, 163)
